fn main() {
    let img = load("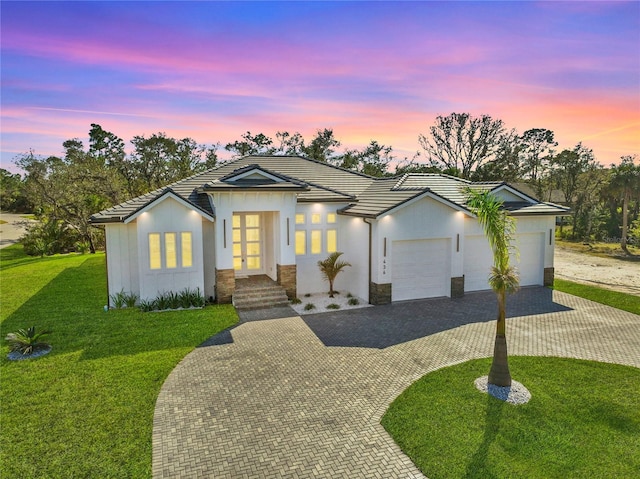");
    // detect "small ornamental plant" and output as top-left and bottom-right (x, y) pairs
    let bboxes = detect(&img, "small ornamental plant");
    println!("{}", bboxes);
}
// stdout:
(317, 252), (351, 298)
(5, 326), (52, 357)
